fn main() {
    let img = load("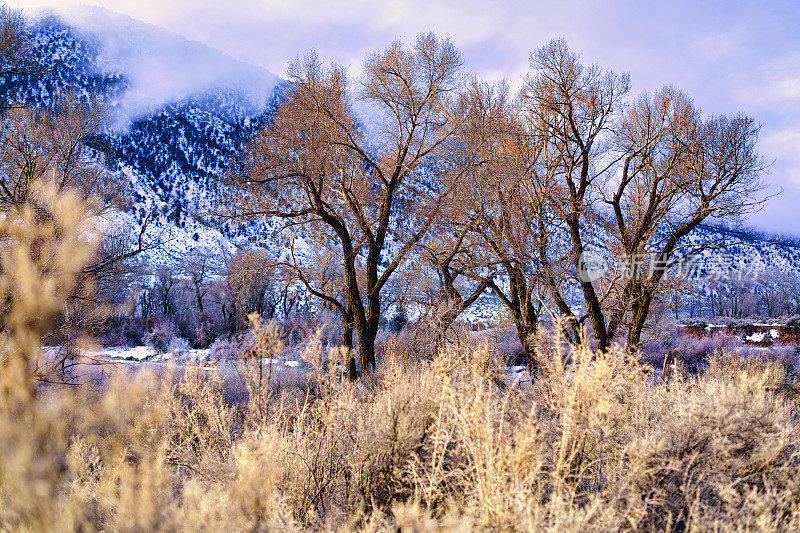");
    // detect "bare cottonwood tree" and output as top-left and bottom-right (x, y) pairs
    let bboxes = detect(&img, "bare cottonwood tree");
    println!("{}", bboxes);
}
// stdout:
(442, 80), (553, 370)
(513, 40), (766, 353)
(231, 34), (467, 374)
(600, 88), (766, 350)
(178, 246), (221, 316)
(151, 267), (178, 318)
(438, 41), (766, 366)
(514, 39), (630, 353)
(0, 96), (121, 209)
(223, 248), (279, 326)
